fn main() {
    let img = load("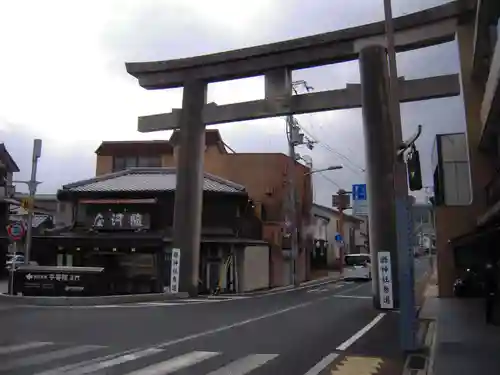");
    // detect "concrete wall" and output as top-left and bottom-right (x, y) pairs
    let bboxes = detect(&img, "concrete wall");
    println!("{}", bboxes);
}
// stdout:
(95, 155), (113, 176)
(241, 245), (270, 292)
